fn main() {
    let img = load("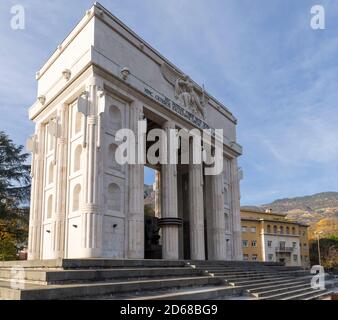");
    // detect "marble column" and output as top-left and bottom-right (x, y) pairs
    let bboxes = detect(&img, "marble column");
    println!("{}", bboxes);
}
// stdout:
(51, 104), (68, 259)
(81, 80), (102, 257)
(230, 158), (243, 261)
(188, 141), (205, 260)
(127, 101), (144, 259)
(160, 121), (180, 260)
(205, 173), (227, 261)
(27, 124), (44, 260)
